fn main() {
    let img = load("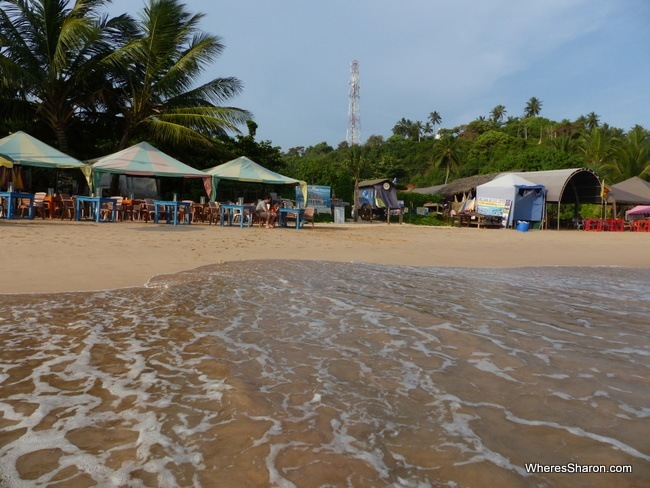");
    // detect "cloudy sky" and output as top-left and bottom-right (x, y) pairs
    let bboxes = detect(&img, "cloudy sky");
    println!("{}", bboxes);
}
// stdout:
(107, 0), (650, 151)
